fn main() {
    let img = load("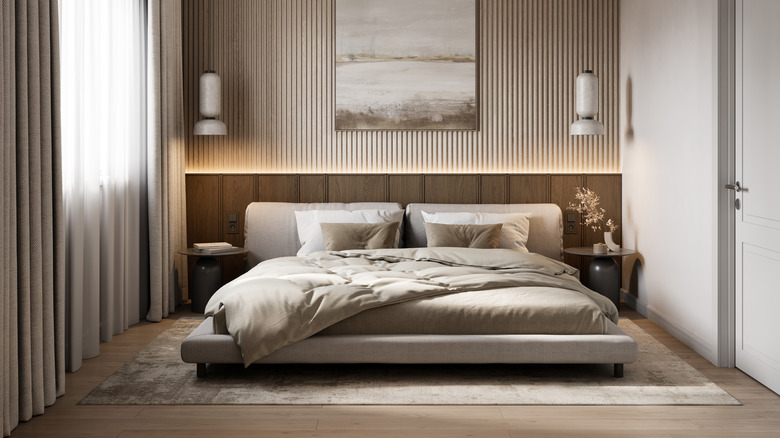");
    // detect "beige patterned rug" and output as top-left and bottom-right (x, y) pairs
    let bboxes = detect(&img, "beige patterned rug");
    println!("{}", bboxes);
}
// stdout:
(80, 318), (740, 405)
